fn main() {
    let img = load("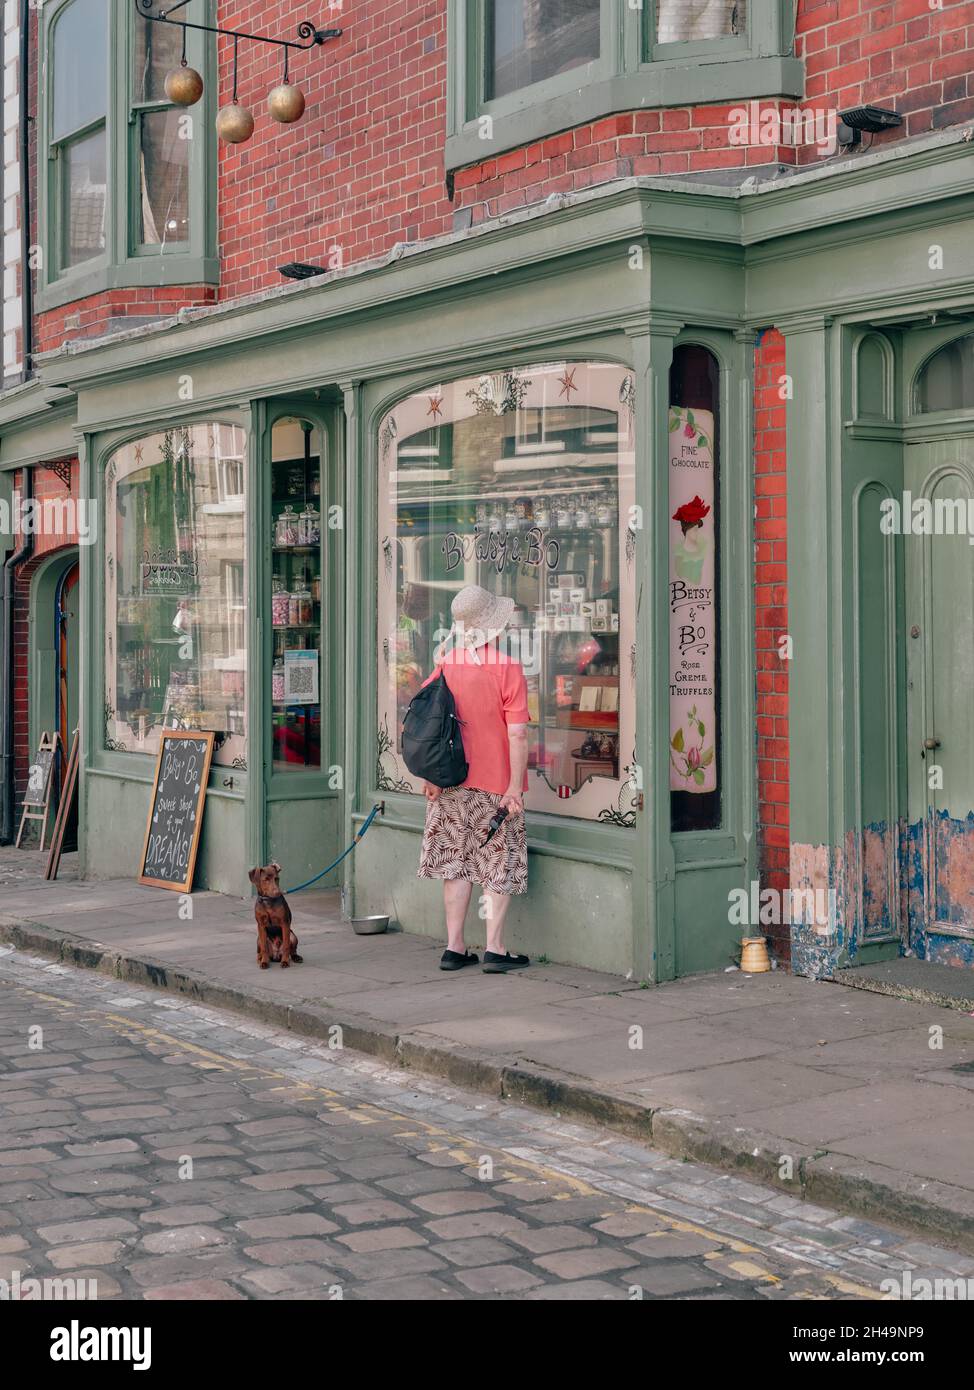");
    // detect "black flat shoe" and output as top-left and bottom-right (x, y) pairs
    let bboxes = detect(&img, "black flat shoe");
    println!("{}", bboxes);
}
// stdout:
(440, 949), (479, 971)
(482, 951), (530, 974)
